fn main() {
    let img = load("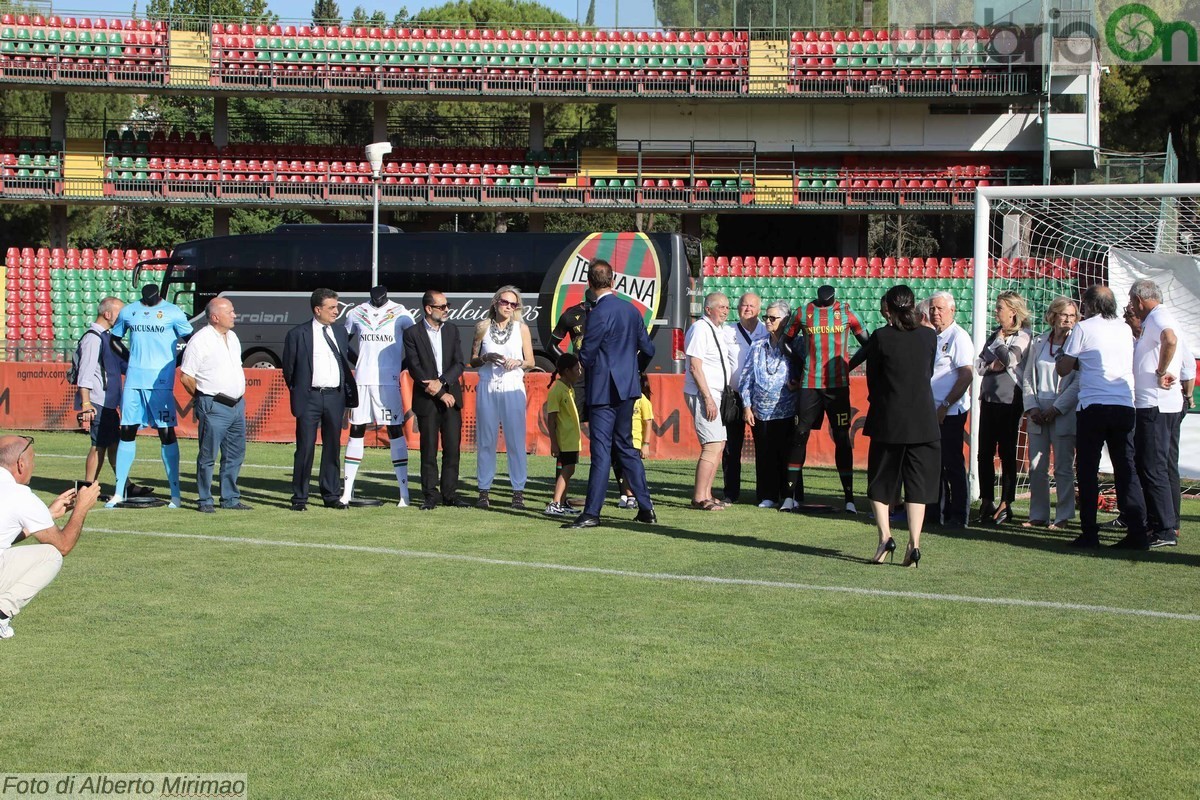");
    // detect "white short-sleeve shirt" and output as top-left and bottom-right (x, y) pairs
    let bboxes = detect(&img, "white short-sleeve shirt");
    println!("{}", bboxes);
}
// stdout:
(1180, 337), (1196, 382)
(1062, 315), (1135, 409)
(1134, 304), (1184, 412)
(684, 317), (734, 400)
(181, 325), (246, 399)
(931, 322), (974, 413)
(726, 320), (769, 389)
(0, 468), (54, 552)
